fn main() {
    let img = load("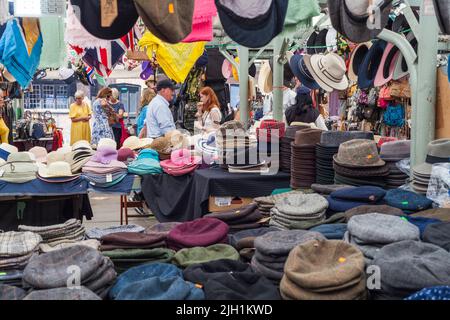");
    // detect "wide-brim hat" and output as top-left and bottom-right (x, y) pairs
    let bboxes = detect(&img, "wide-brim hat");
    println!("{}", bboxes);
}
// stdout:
(328, 0), (393, 44)
(326, 28), (338, 53)
(97, 138), (117, 150)
(258, 60), (273, 94)
(393, 32), (418, 80)
(357, 40), (387, 89)
(413, 138), (450, 176)
(28, 146), (48, 164)
(122, 136), (151, 151)
(374, 43), (401, 87)
(314, 29), (328, 54)
(215, 0), (289, 49)
(305, 53), (349, 92)
(134, 0), (195, 44)
(222, 59), (233, 79)
(72, 140), (92, 151)
(37, 161), (78, 179)
(70, 0), (138, 40)
(432, 0), (450, 35)
(348, 42), (372, 82)
(289, 54), (321, 90)
(0, 143), (18, 161)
